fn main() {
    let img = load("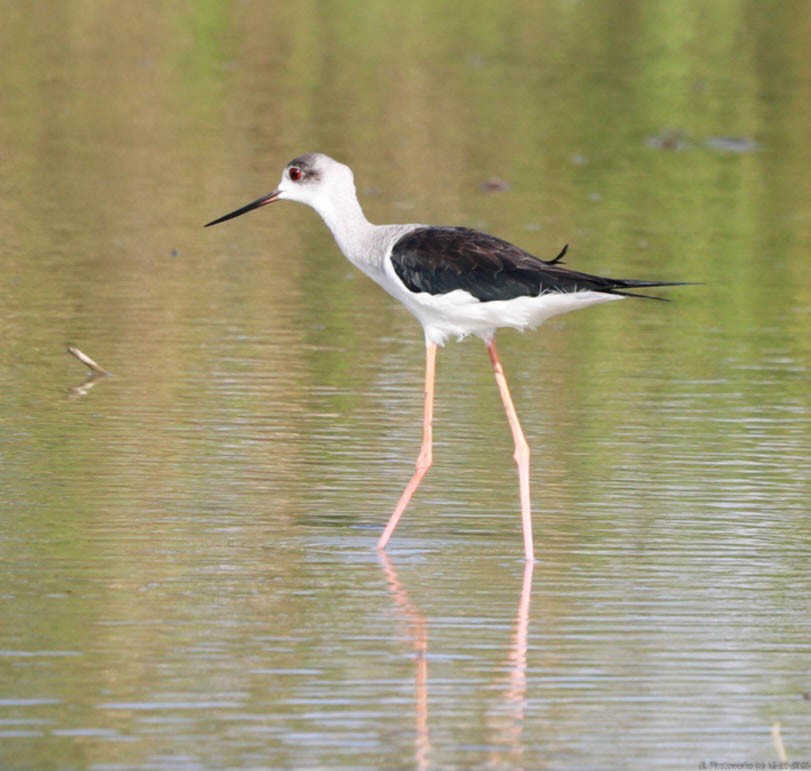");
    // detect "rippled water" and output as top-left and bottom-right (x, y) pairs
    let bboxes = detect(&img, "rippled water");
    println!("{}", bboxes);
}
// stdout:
(2, 2), (811, 769)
